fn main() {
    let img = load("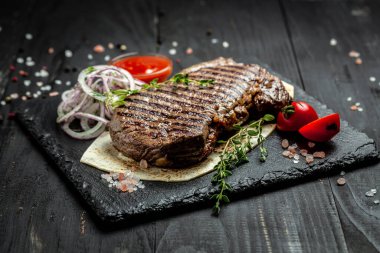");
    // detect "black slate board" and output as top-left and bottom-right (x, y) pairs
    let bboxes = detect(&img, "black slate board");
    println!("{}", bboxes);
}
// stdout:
(16, 82), (378, 225)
